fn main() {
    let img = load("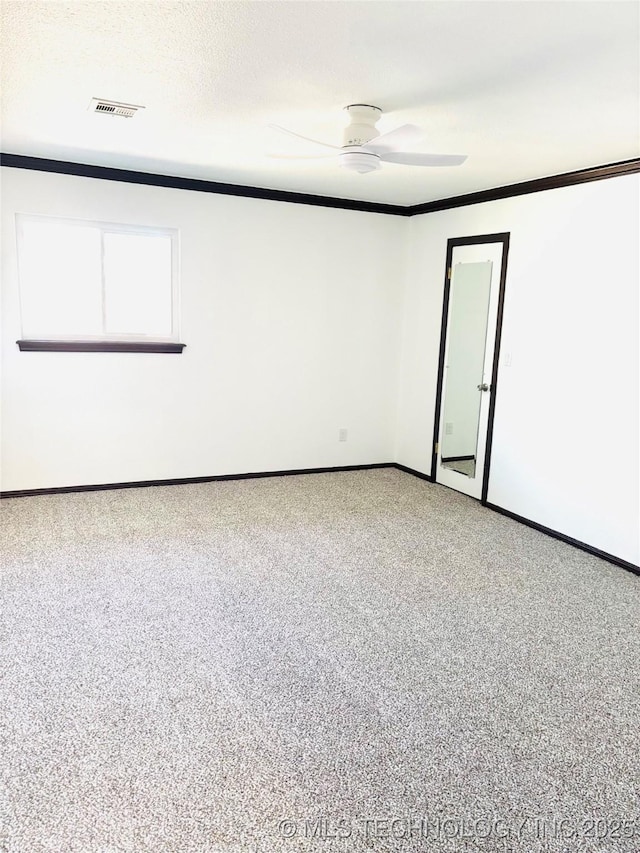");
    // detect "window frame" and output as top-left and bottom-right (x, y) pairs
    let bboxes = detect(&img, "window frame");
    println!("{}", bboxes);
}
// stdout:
(15, 213), (183, 352)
